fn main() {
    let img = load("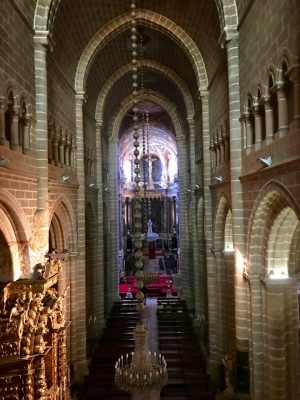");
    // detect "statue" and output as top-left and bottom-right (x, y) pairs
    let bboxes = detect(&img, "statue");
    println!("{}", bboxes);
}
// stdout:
(147, 219), (153, 235)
